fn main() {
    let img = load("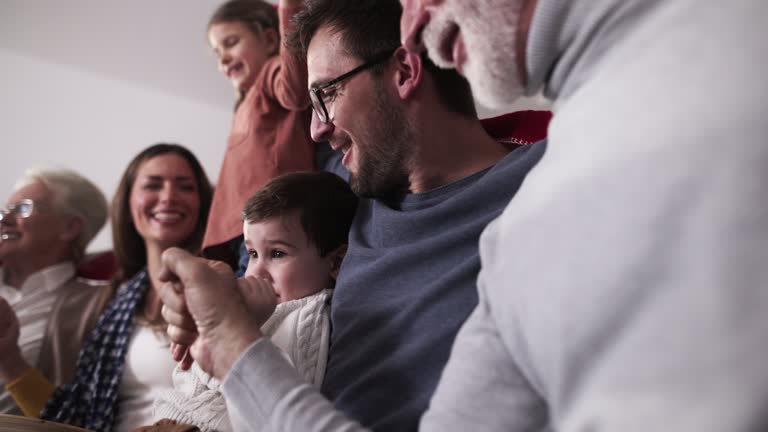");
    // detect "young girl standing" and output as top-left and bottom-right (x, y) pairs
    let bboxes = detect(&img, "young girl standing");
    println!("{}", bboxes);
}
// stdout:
(203, 0), (314, 273)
